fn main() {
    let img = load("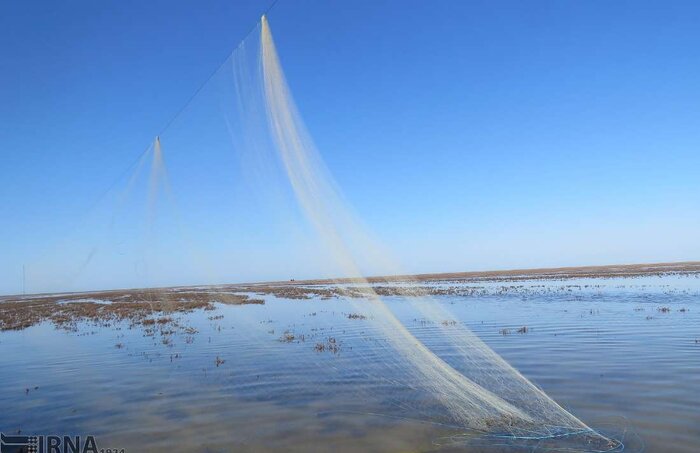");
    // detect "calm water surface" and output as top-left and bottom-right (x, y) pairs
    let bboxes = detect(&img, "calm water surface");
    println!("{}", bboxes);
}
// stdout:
(1, 275), (698, 452)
